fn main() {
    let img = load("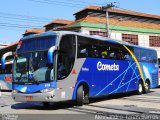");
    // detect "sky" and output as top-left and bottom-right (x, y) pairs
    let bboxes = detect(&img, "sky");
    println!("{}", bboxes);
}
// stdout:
(0, 0), (160, 43)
